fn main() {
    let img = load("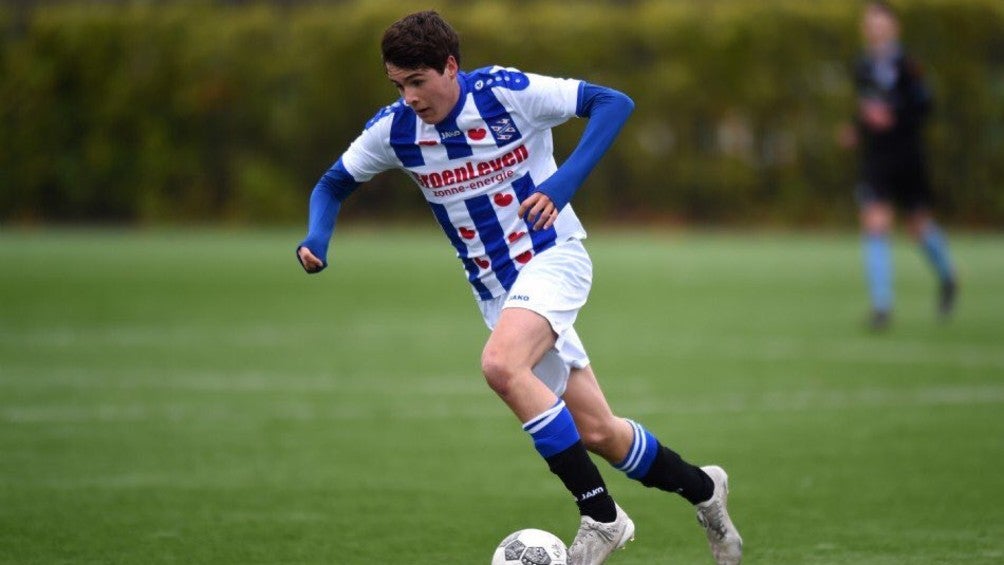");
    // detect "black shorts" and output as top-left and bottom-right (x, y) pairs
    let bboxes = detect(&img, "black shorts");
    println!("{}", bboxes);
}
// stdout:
(855, 167), (932, 212)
